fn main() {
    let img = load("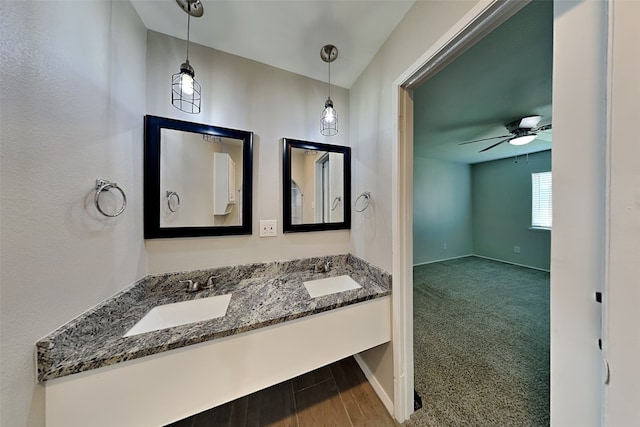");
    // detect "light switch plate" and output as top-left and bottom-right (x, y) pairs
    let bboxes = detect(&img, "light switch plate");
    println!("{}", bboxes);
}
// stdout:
(259, 220), (277, 237)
